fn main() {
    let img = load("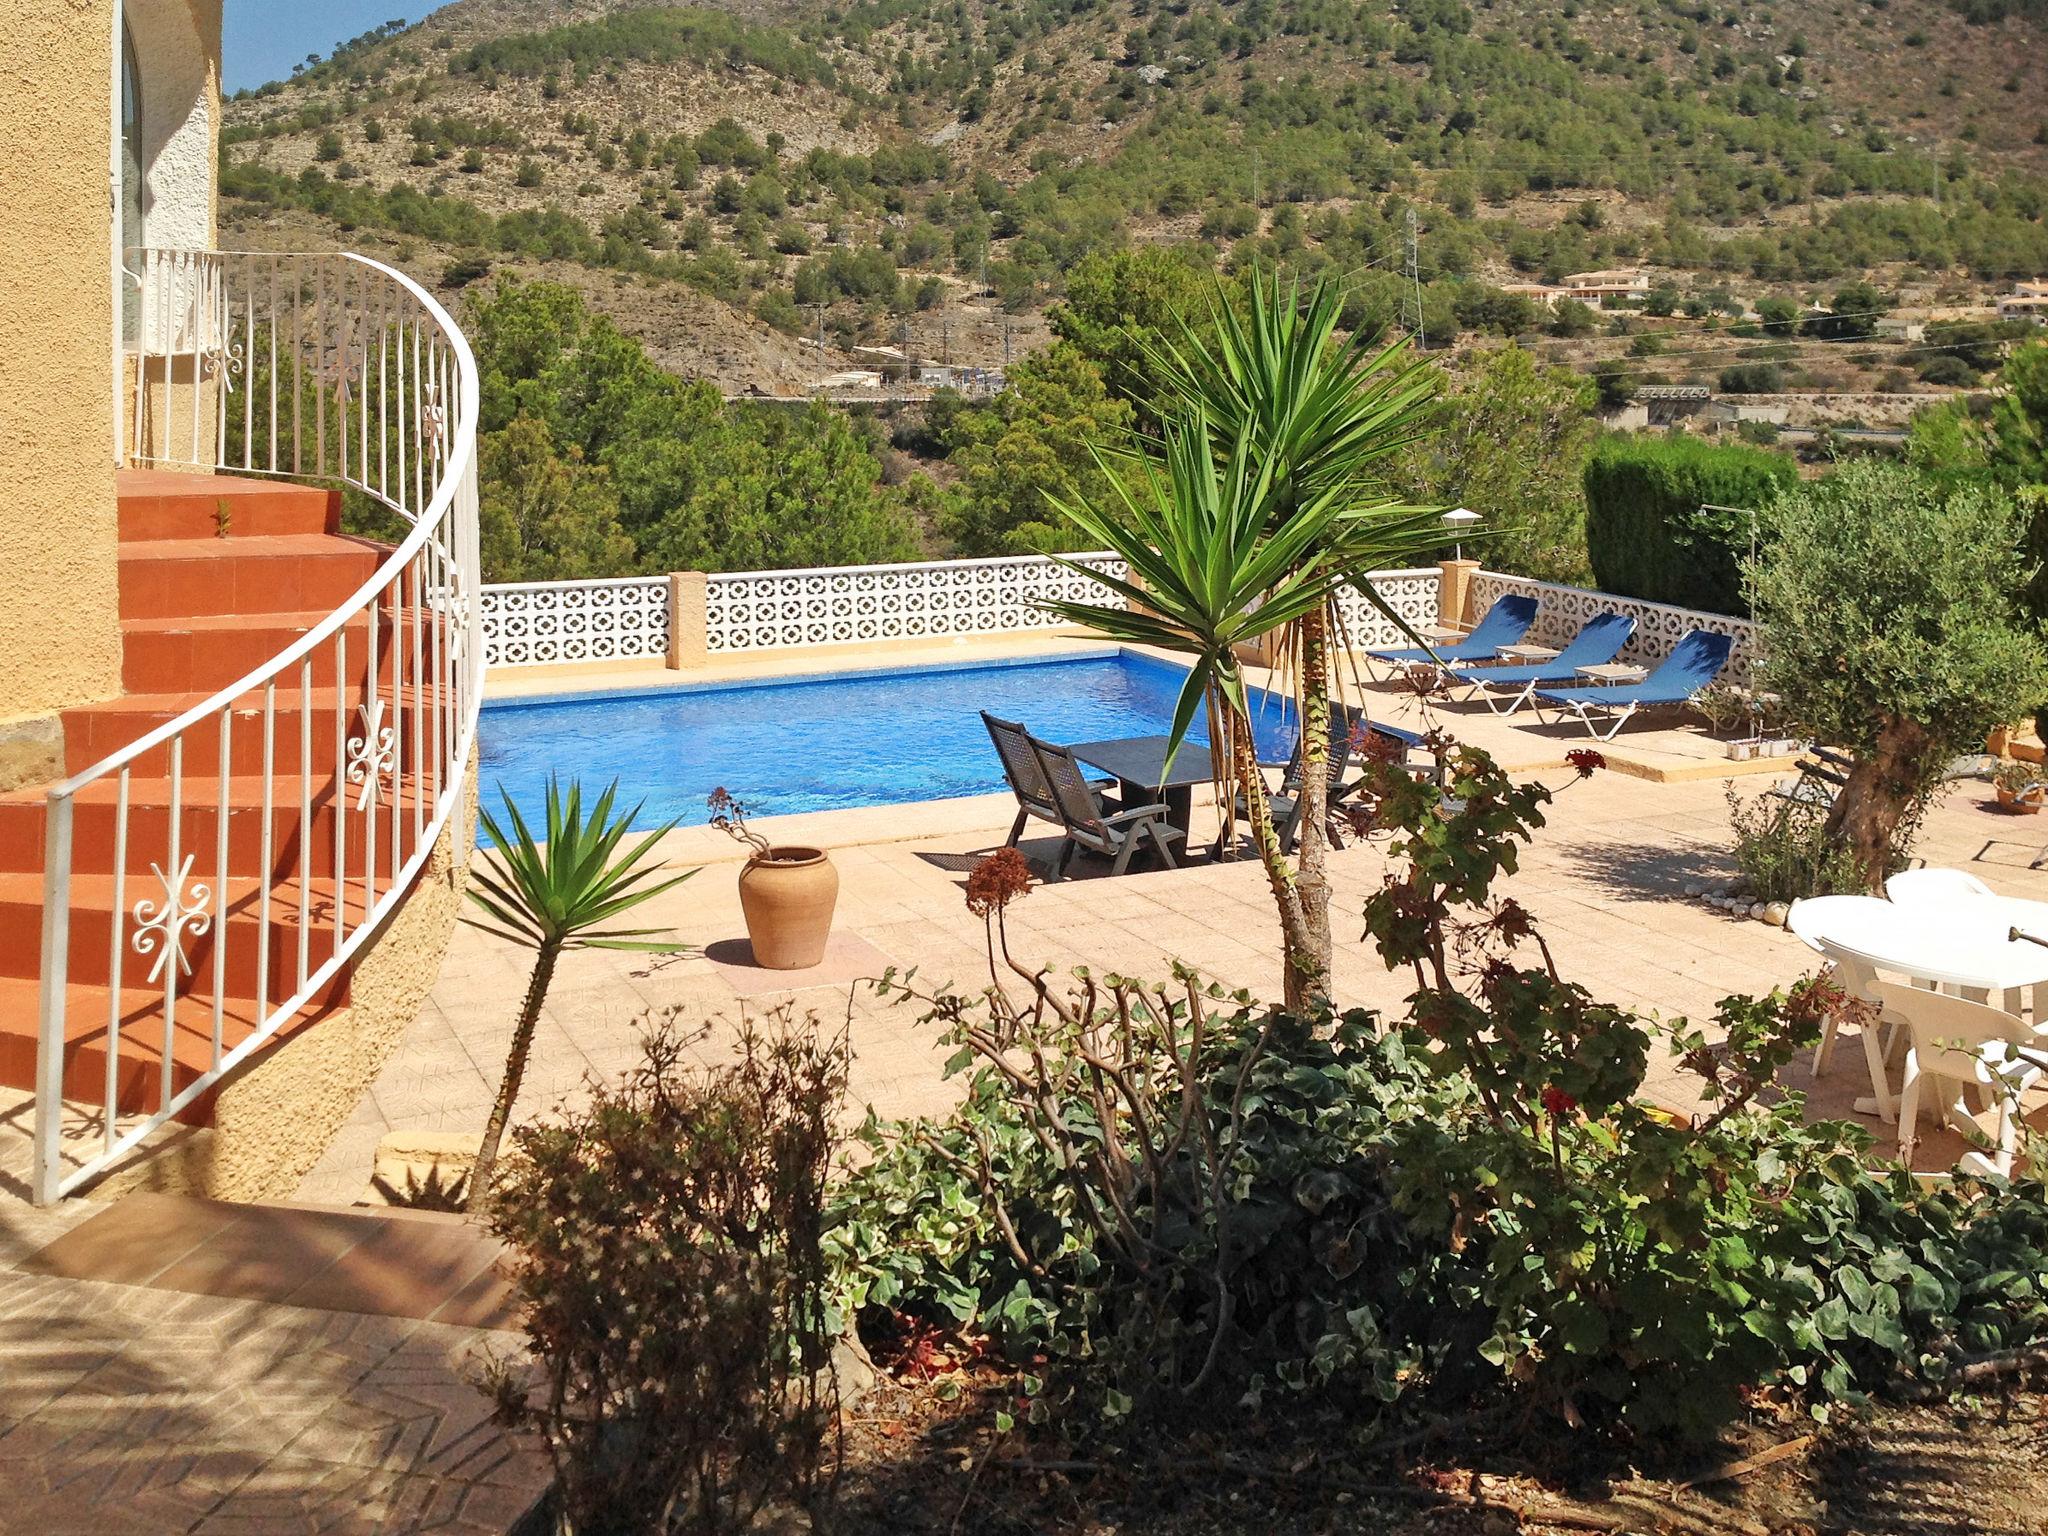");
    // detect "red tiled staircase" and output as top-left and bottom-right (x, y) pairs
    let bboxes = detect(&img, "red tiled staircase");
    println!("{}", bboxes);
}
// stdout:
(0, 470), (396, 1120)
